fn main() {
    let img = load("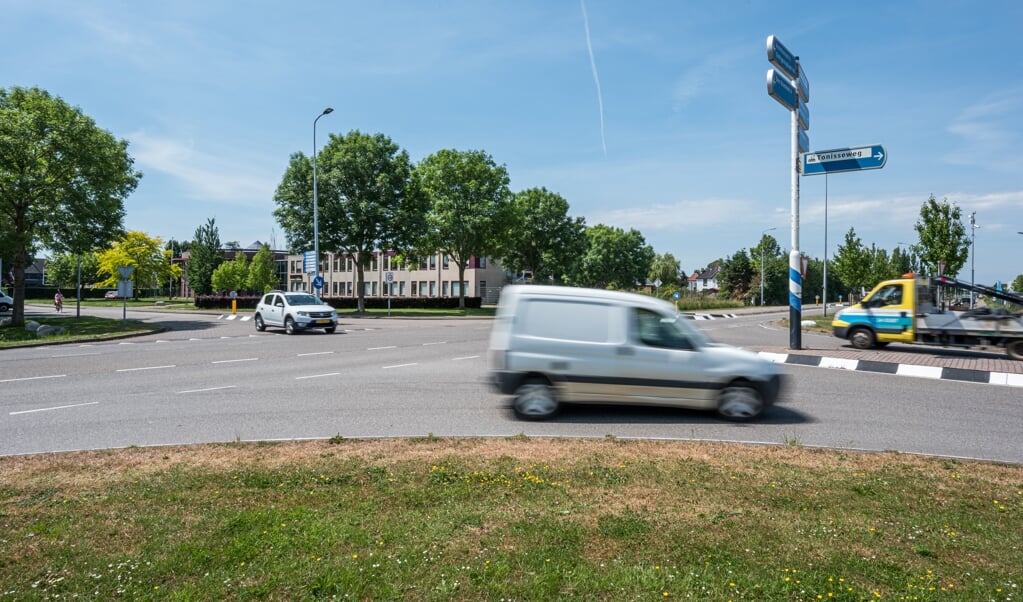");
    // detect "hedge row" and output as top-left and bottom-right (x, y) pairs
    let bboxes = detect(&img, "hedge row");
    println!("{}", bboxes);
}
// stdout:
(193, 295), (483, 310)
